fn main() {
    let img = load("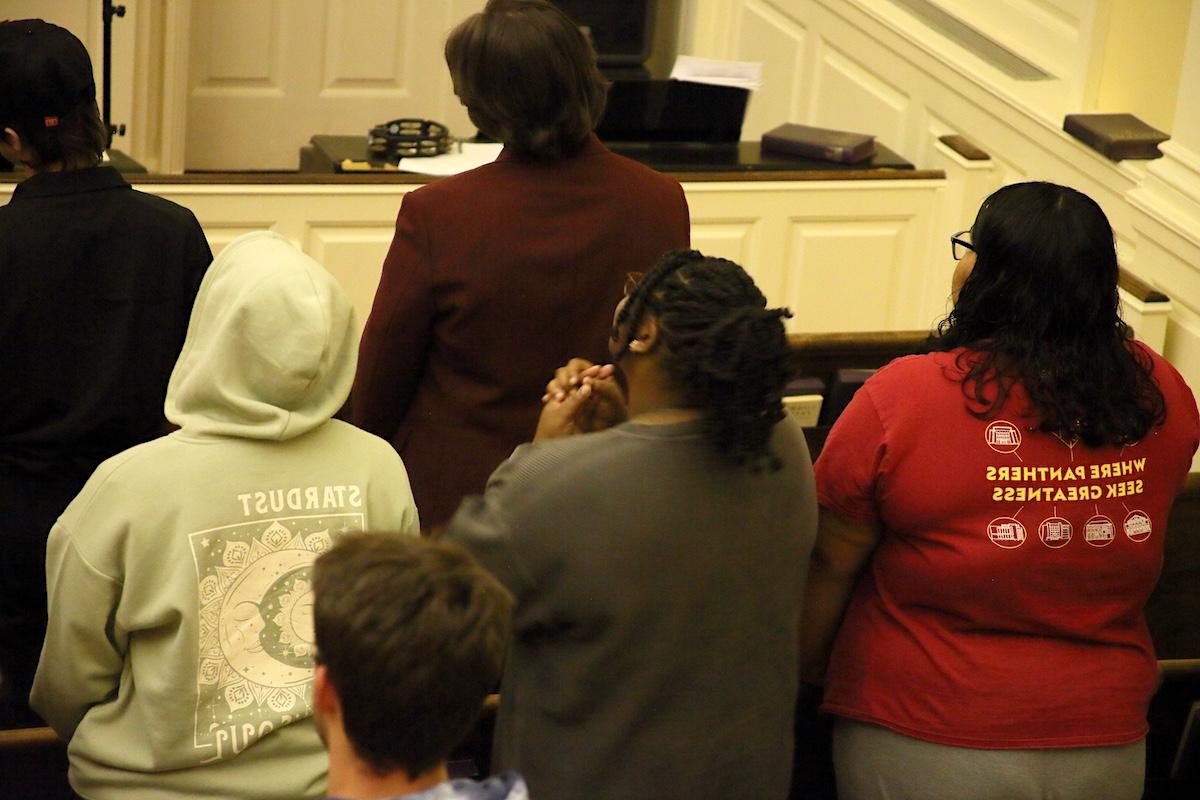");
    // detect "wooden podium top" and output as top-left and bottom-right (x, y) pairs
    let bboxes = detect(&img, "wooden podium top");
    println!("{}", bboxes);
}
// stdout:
(299, 134), (941, 183)
(0, 138), (942, 185)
